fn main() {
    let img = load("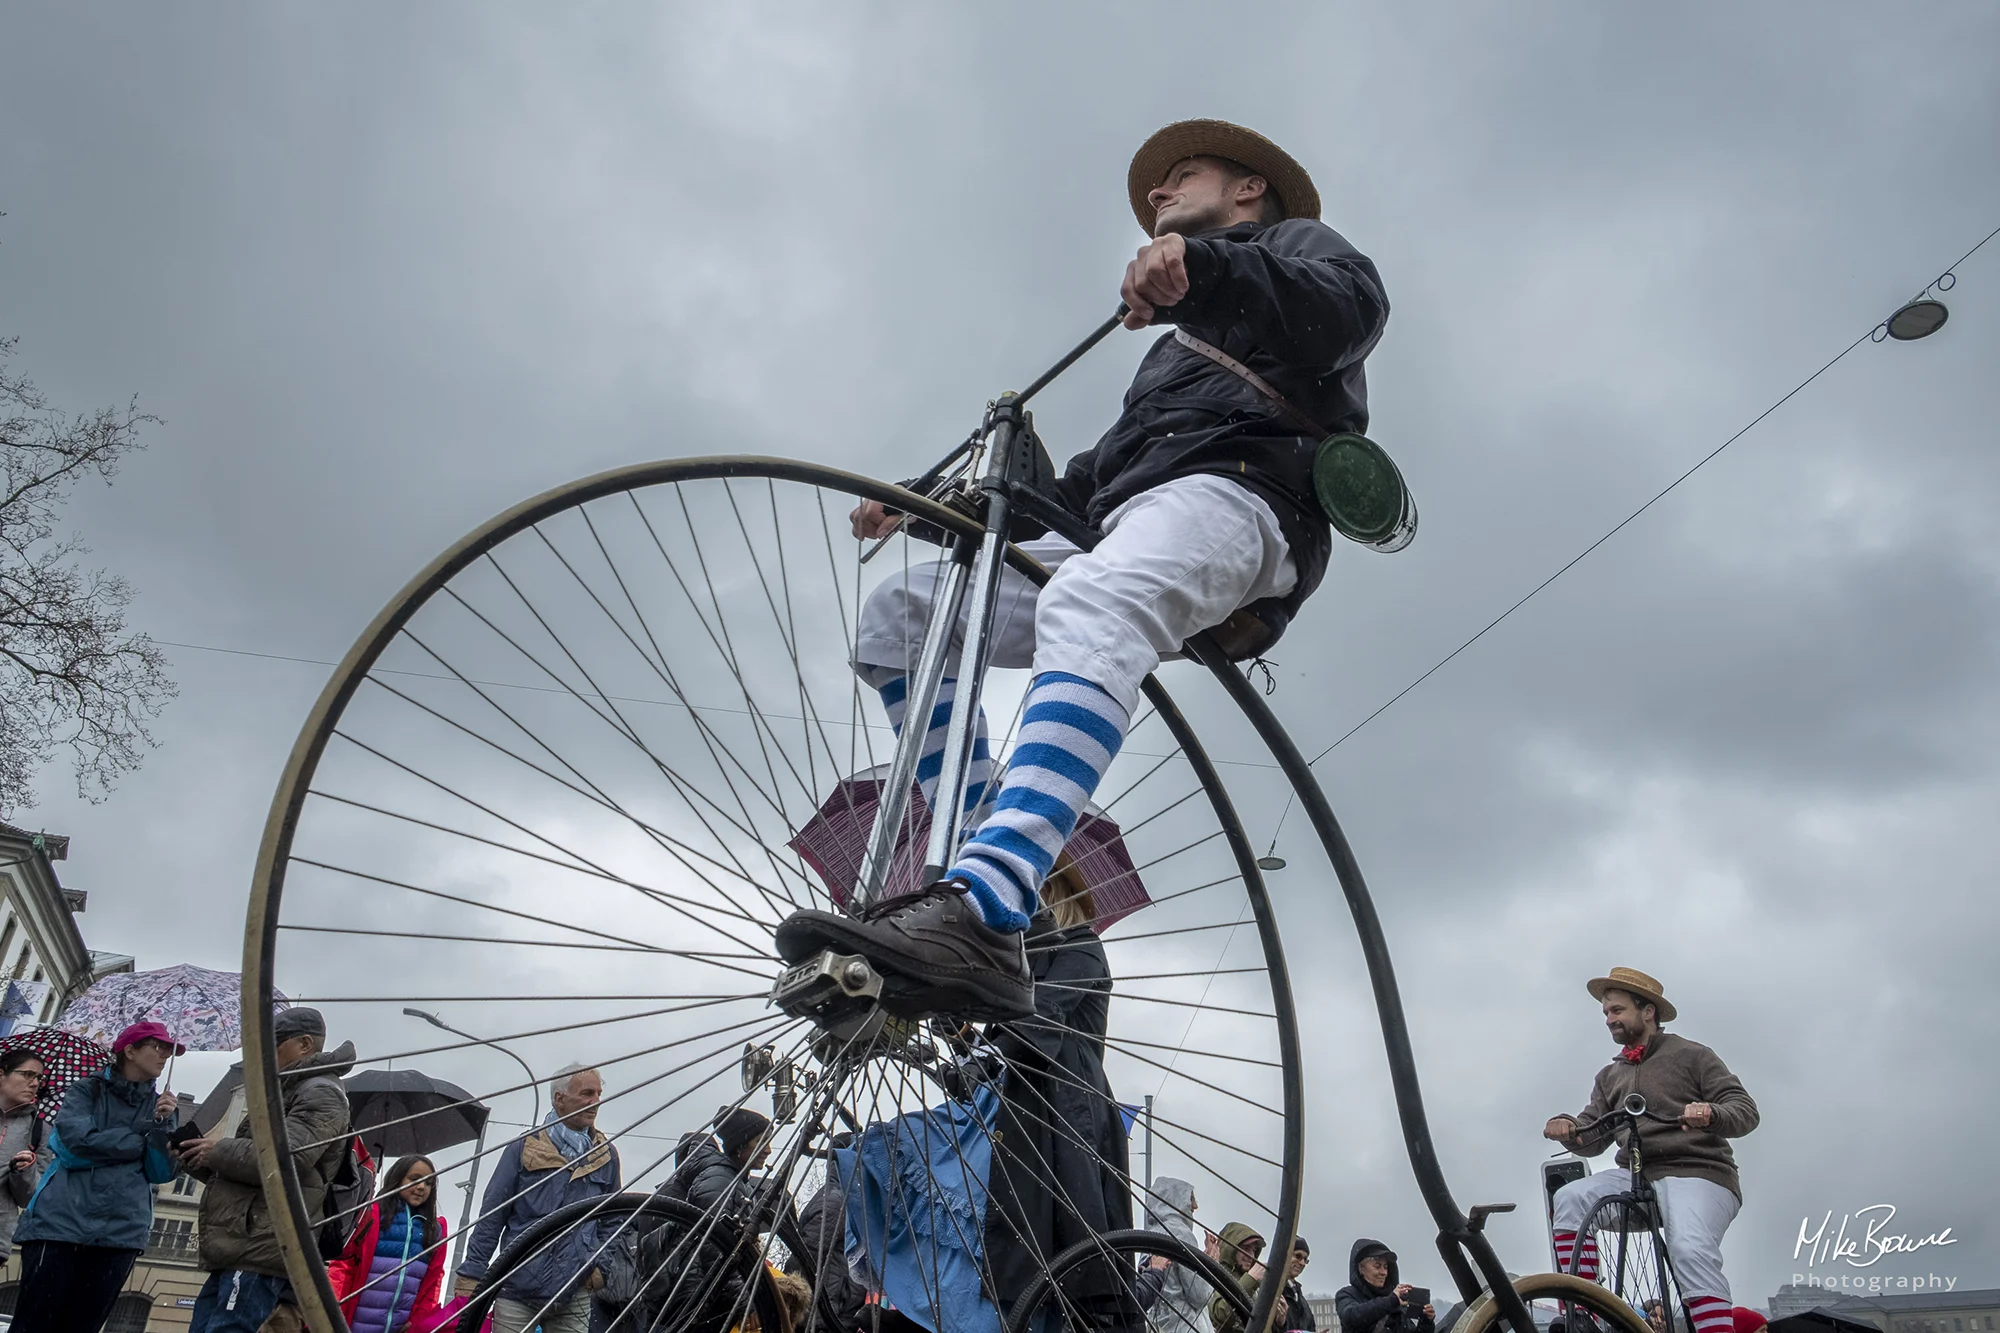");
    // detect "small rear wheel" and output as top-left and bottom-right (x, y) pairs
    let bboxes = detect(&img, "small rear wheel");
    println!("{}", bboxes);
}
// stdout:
(1570, 1196), (1682, 1333)
(1451, 1272), (1655, 1333)
(1004, 1229), (1249, 1333)
(455, 1193), (787, 1333)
